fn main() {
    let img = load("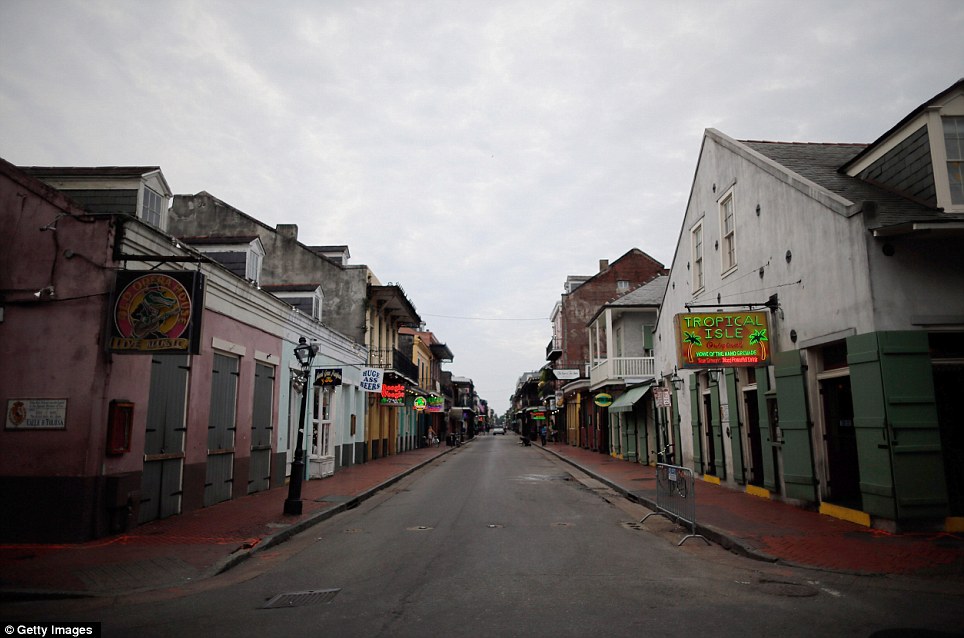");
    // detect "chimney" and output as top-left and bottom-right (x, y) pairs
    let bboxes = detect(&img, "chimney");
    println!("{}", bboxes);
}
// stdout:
(599, 259), (609, 272)
(277, 224), (298, 241)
